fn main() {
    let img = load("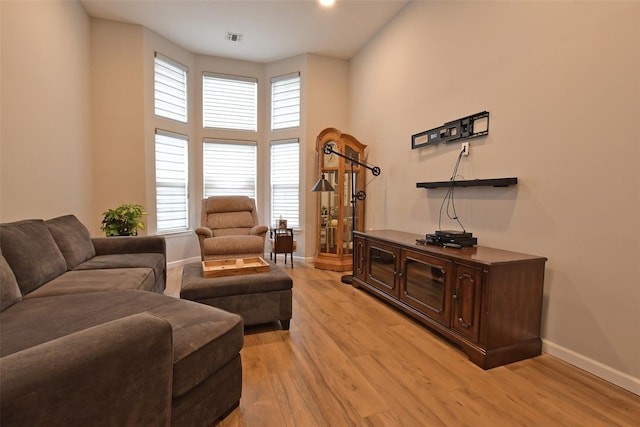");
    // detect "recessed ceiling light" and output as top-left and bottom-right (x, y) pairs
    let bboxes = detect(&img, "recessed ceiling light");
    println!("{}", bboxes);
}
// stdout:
(225, 32), (244, 42)
(319, 0), (335, 7)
